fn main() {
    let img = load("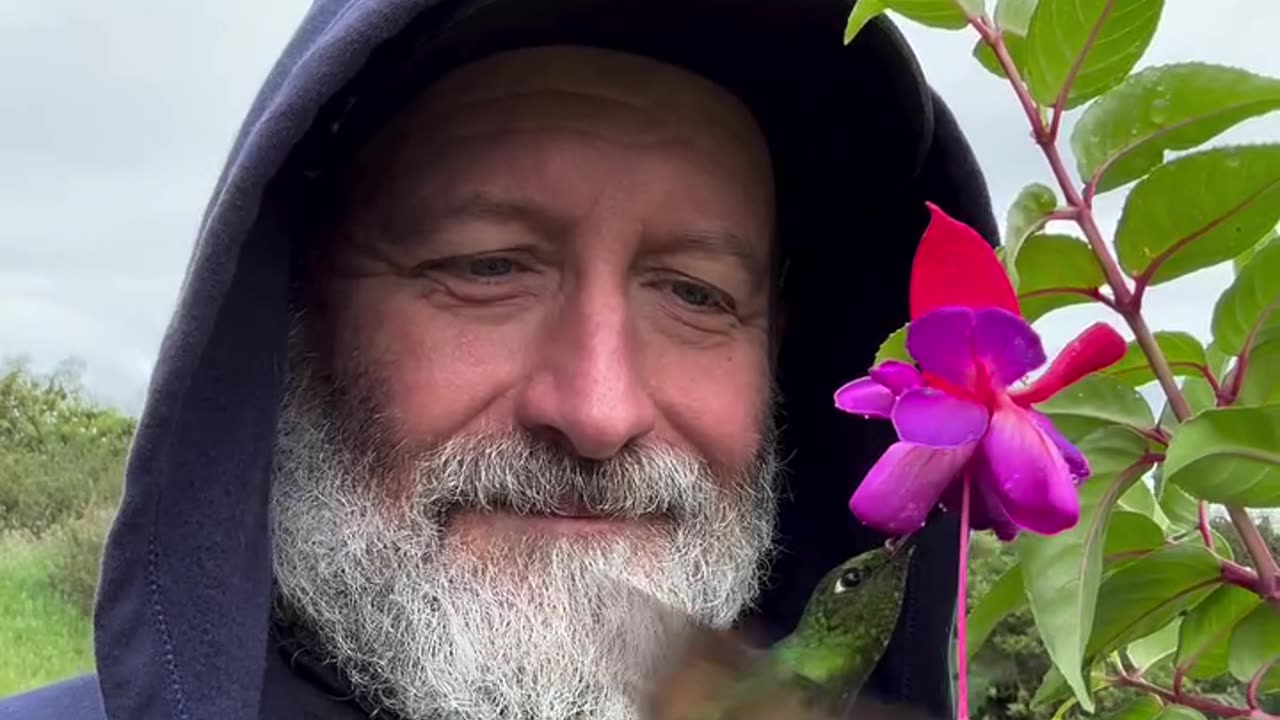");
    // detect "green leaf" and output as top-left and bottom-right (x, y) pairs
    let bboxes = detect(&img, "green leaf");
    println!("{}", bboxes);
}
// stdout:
(1003, 183), (1059, 286)
(1228, 604), (1280, 692)
(1079, 426), (1150, 476)
(1073, 64), (1280, 194)
(1119, 480), (1159, 520)
(1037, 374), (1155, 442)
(995, 0), (1038, 34)
(1165, 406), (1280, 507)
(973, 33), (1029, 80)
(1023, 0), (1164, 110)
(874, 324), (912, 366)
(1234, 228), (1278, 275)
(1158, 375), (1217, 433)
(1100, 697), (1163, 720)
(1103, 510), (1166, 568)
(967, 563), (1028, 658)
(1212, 235), (1280, 356)
(1116, 145), (1280, 287)
(1239, 337), (1280, 407)
(1086, 543), (1222, 662)
(1127, 621), (1181, 674)
(1015, 471), (1142, 711)
(1210, 529), (1235, 563)
(847, 0), (980, 41)
(1174, 585), (1261, 680)
(1158, 480), (1201, 532)
(1016, 234), (1106, 322)
(1103, 332), (1207, 388)
(844, 0), (887, 43)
